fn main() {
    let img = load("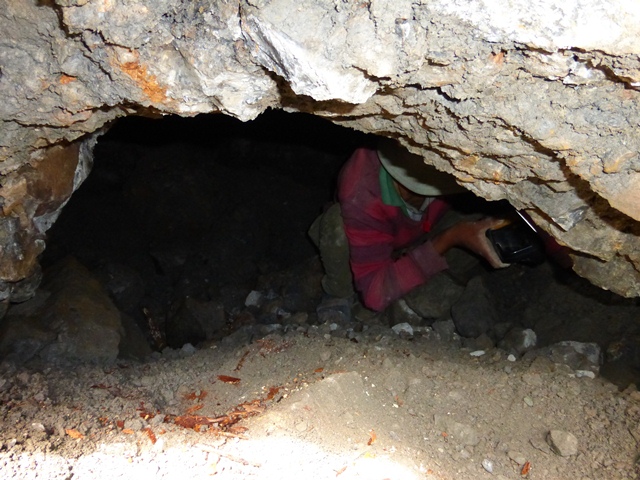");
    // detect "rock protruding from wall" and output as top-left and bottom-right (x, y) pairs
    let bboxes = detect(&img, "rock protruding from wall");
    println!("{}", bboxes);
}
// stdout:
(0, 257), (123, 366)
(0, 0), (639, 301)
